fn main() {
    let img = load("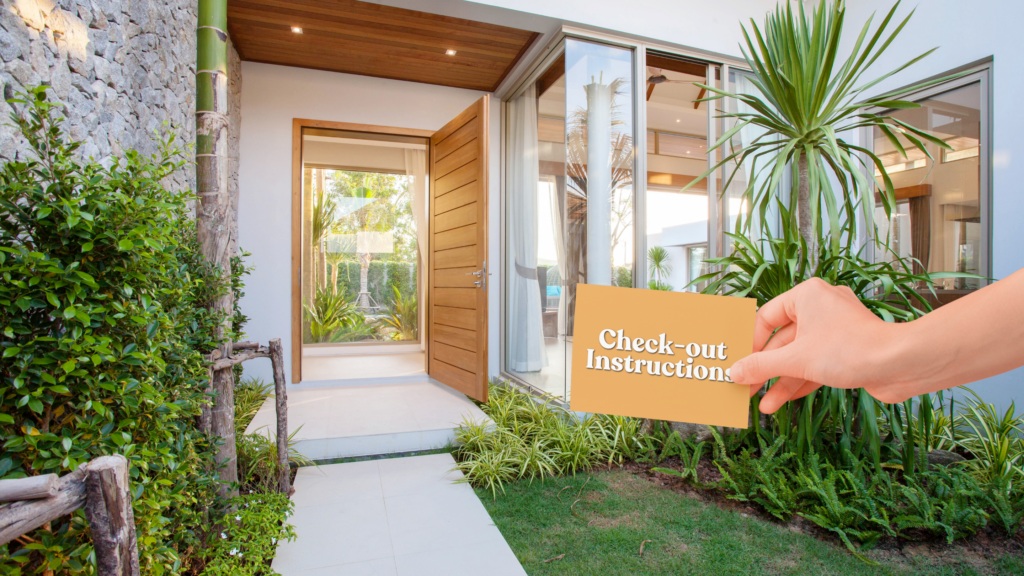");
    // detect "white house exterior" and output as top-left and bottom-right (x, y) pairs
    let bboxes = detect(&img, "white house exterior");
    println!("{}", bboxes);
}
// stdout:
(234, 0), (1024, 410)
